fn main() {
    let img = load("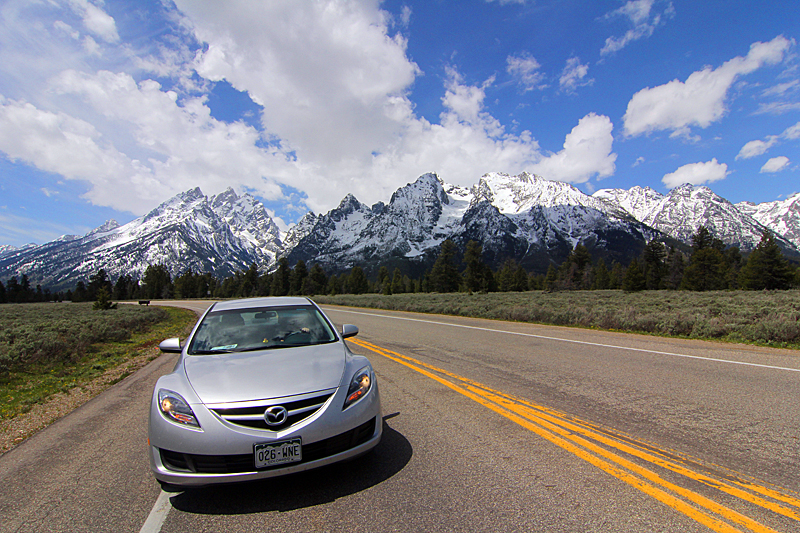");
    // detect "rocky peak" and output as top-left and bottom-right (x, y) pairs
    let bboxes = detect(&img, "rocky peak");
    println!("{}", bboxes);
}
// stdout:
(210, 187), (240, 209)
(87, 220), (121, 236)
